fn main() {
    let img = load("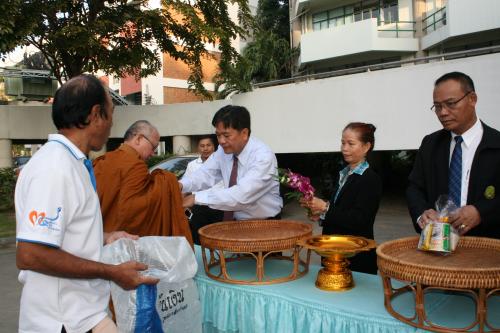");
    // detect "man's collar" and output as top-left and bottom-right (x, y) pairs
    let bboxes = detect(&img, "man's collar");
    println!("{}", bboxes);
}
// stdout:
(451, 118), (482, 147)
(233, 137), (253, 165)
(48, 133), (86, 160)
